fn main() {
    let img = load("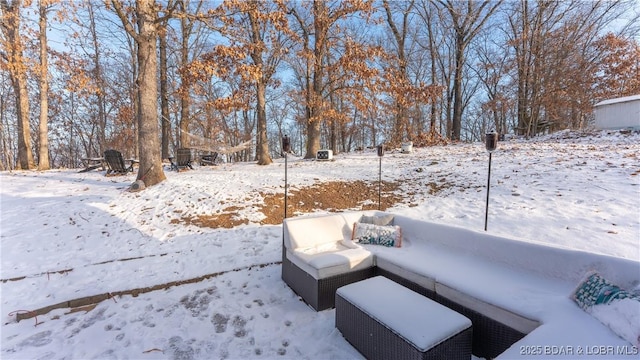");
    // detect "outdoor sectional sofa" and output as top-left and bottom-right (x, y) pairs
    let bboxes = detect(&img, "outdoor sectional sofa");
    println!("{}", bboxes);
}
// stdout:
(281, 211), (640, 359)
